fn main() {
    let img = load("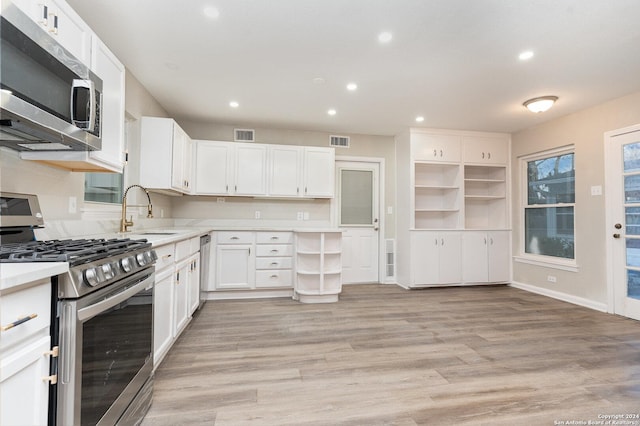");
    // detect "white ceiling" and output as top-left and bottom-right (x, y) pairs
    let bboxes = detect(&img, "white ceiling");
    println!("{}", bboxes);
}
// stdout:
(67, 0), (640, 136)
